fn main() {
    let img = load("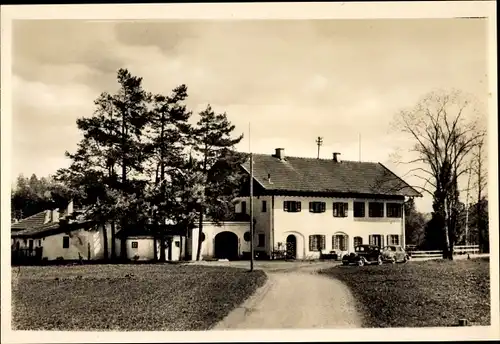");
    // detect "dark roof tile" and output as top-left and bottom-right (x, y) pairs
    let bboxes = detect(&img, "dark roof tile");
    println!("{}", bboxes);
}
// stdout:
(11, 211), (49, 231)
(241, 154), (421, 197)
